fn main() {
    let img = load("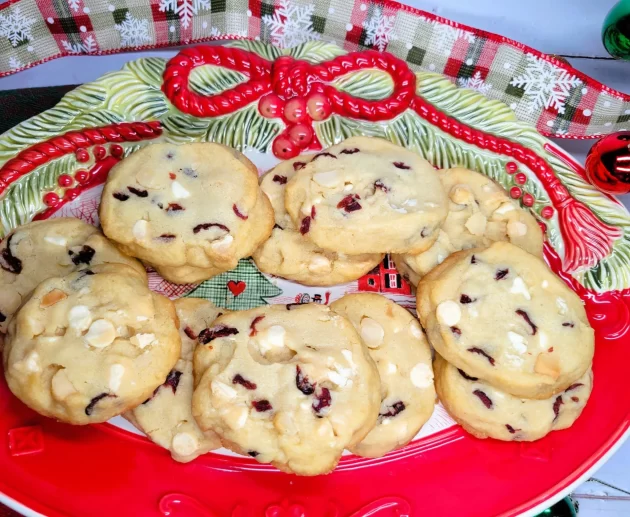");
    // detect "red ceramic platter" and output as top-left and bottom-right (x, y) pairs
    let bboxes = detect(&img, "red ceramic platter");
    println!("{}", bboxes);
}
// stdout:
(0, 42), (628, 517)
